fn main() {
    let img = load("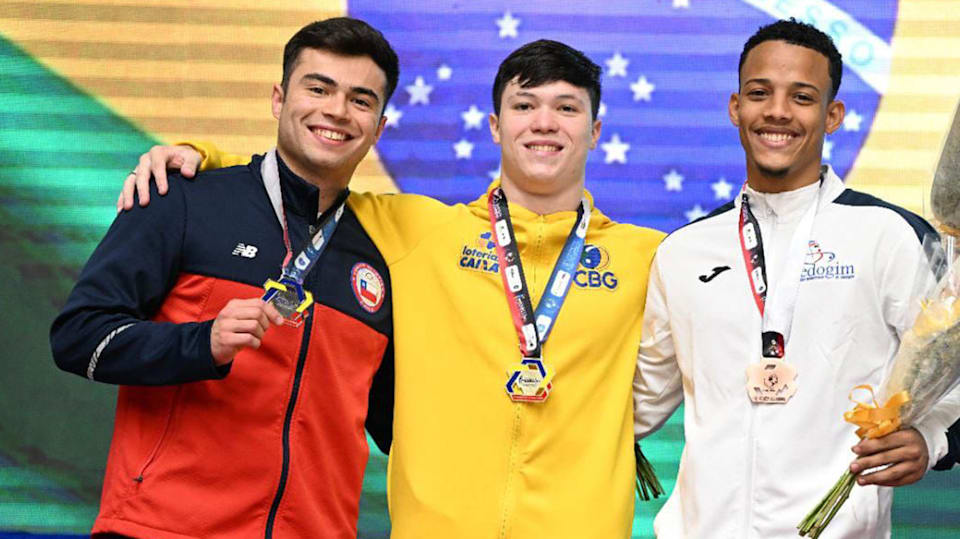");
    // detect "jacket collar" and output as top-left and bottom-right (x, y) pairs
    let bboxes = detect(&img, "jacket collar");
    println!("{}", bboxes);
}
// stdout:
(274, 153), (322, 222)
(469, 178), (599, 224)
(733, 165), (846, 215)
